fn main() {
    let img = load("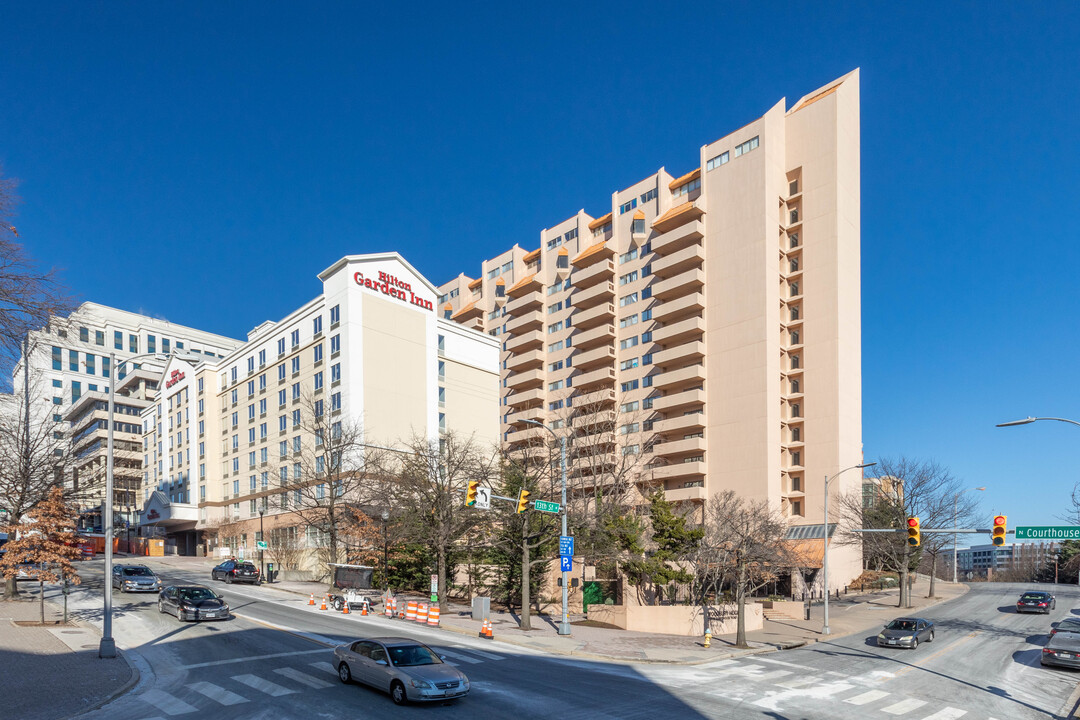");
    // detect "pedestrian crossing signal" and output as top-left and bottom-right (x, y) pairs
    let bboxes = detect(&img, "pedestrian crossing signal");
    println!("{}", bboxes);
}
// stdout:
(907, 517), (921, 547)
(992, 515), (1007, 546)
